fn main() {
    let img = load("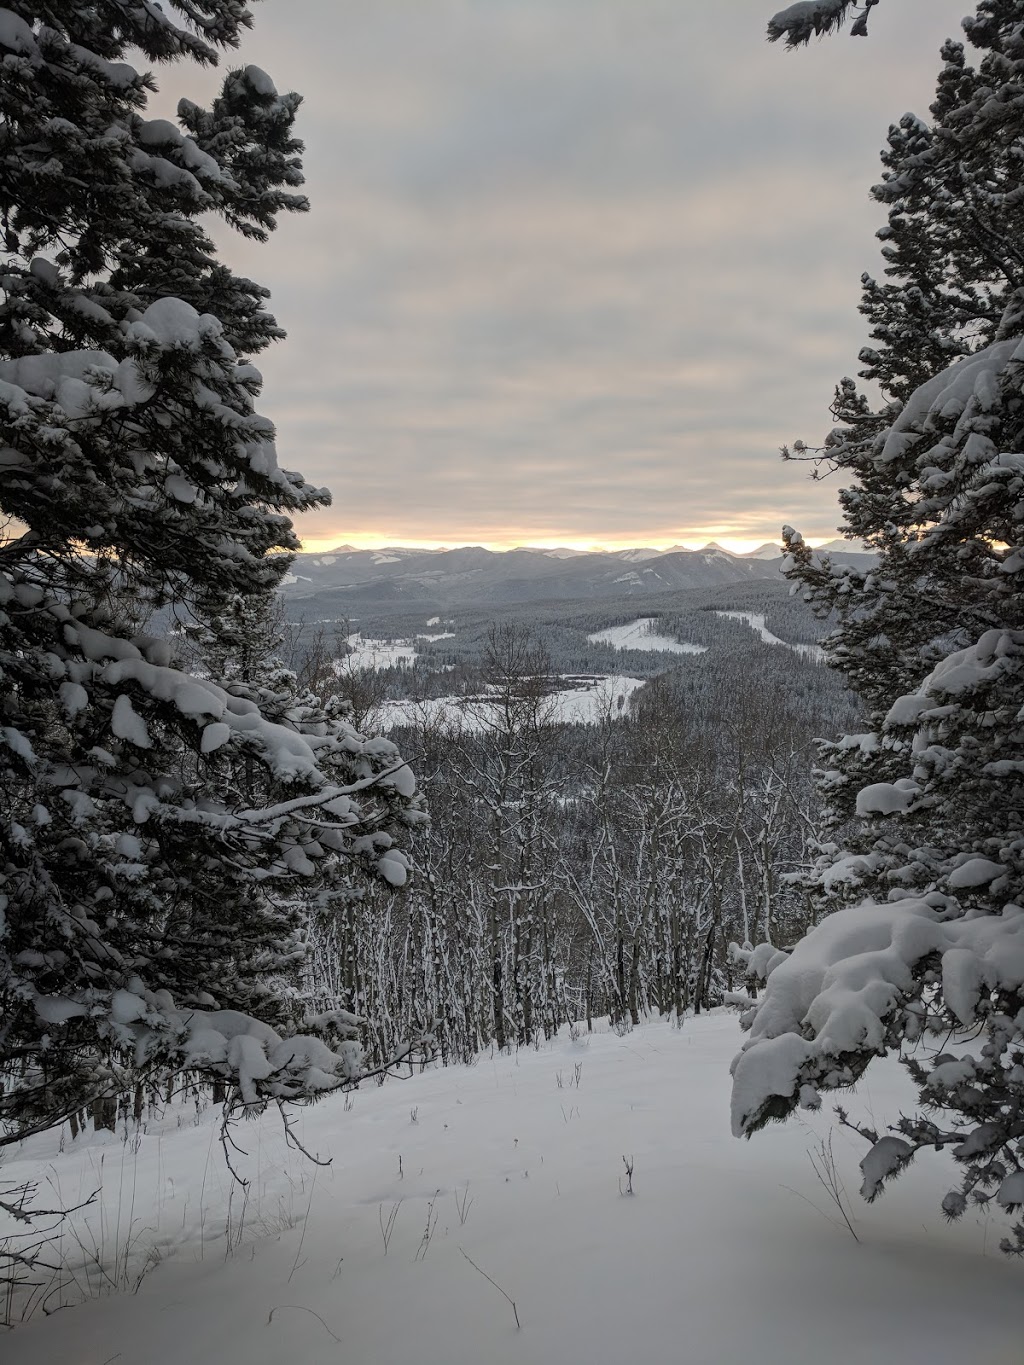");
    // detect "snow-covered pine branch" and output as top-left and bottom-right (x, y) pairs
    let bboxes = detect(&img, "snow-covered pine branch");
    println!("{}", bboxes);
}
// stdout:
(767, 1), (879, 48)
